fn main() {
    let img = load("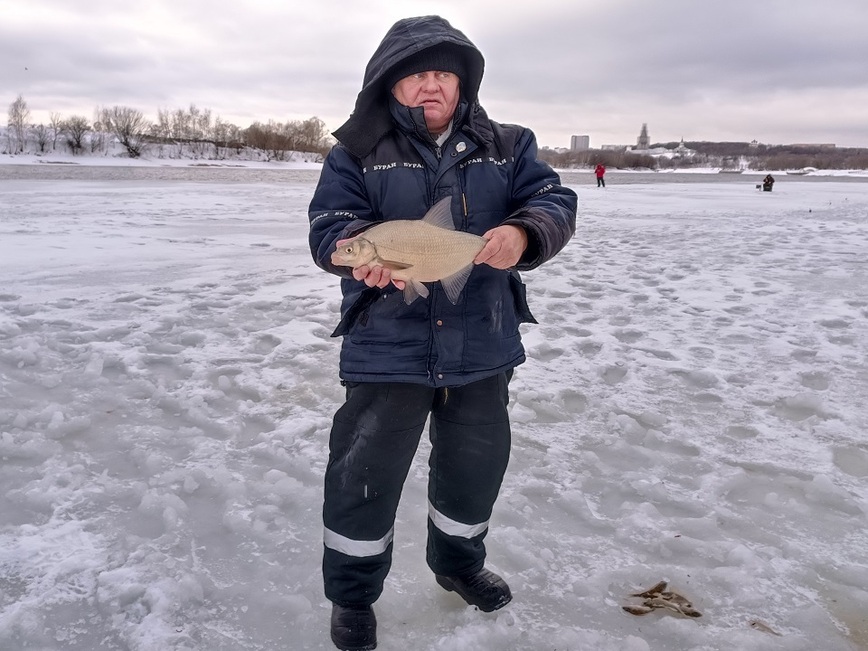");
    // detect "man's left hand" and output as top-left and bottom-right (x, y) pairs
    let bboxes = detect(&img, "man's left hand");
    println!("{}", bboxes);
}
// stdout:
(474, 225), (528, 269)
